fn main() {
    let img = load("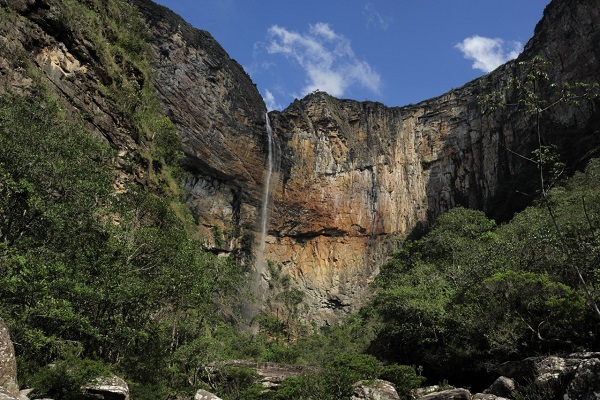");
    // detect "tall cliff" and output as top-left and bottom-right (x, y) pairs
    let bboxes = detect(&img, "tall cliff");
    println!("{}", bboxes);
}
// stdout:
(3, 0), (599, 326)
(129, 0), (600, 325)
